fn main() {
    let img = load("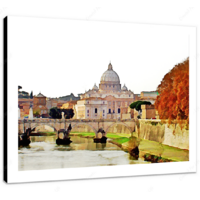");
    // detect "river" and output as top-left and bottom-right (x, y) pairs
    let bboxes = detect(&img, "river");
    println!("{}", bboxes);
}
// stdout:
(18, 135), (149, 171)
